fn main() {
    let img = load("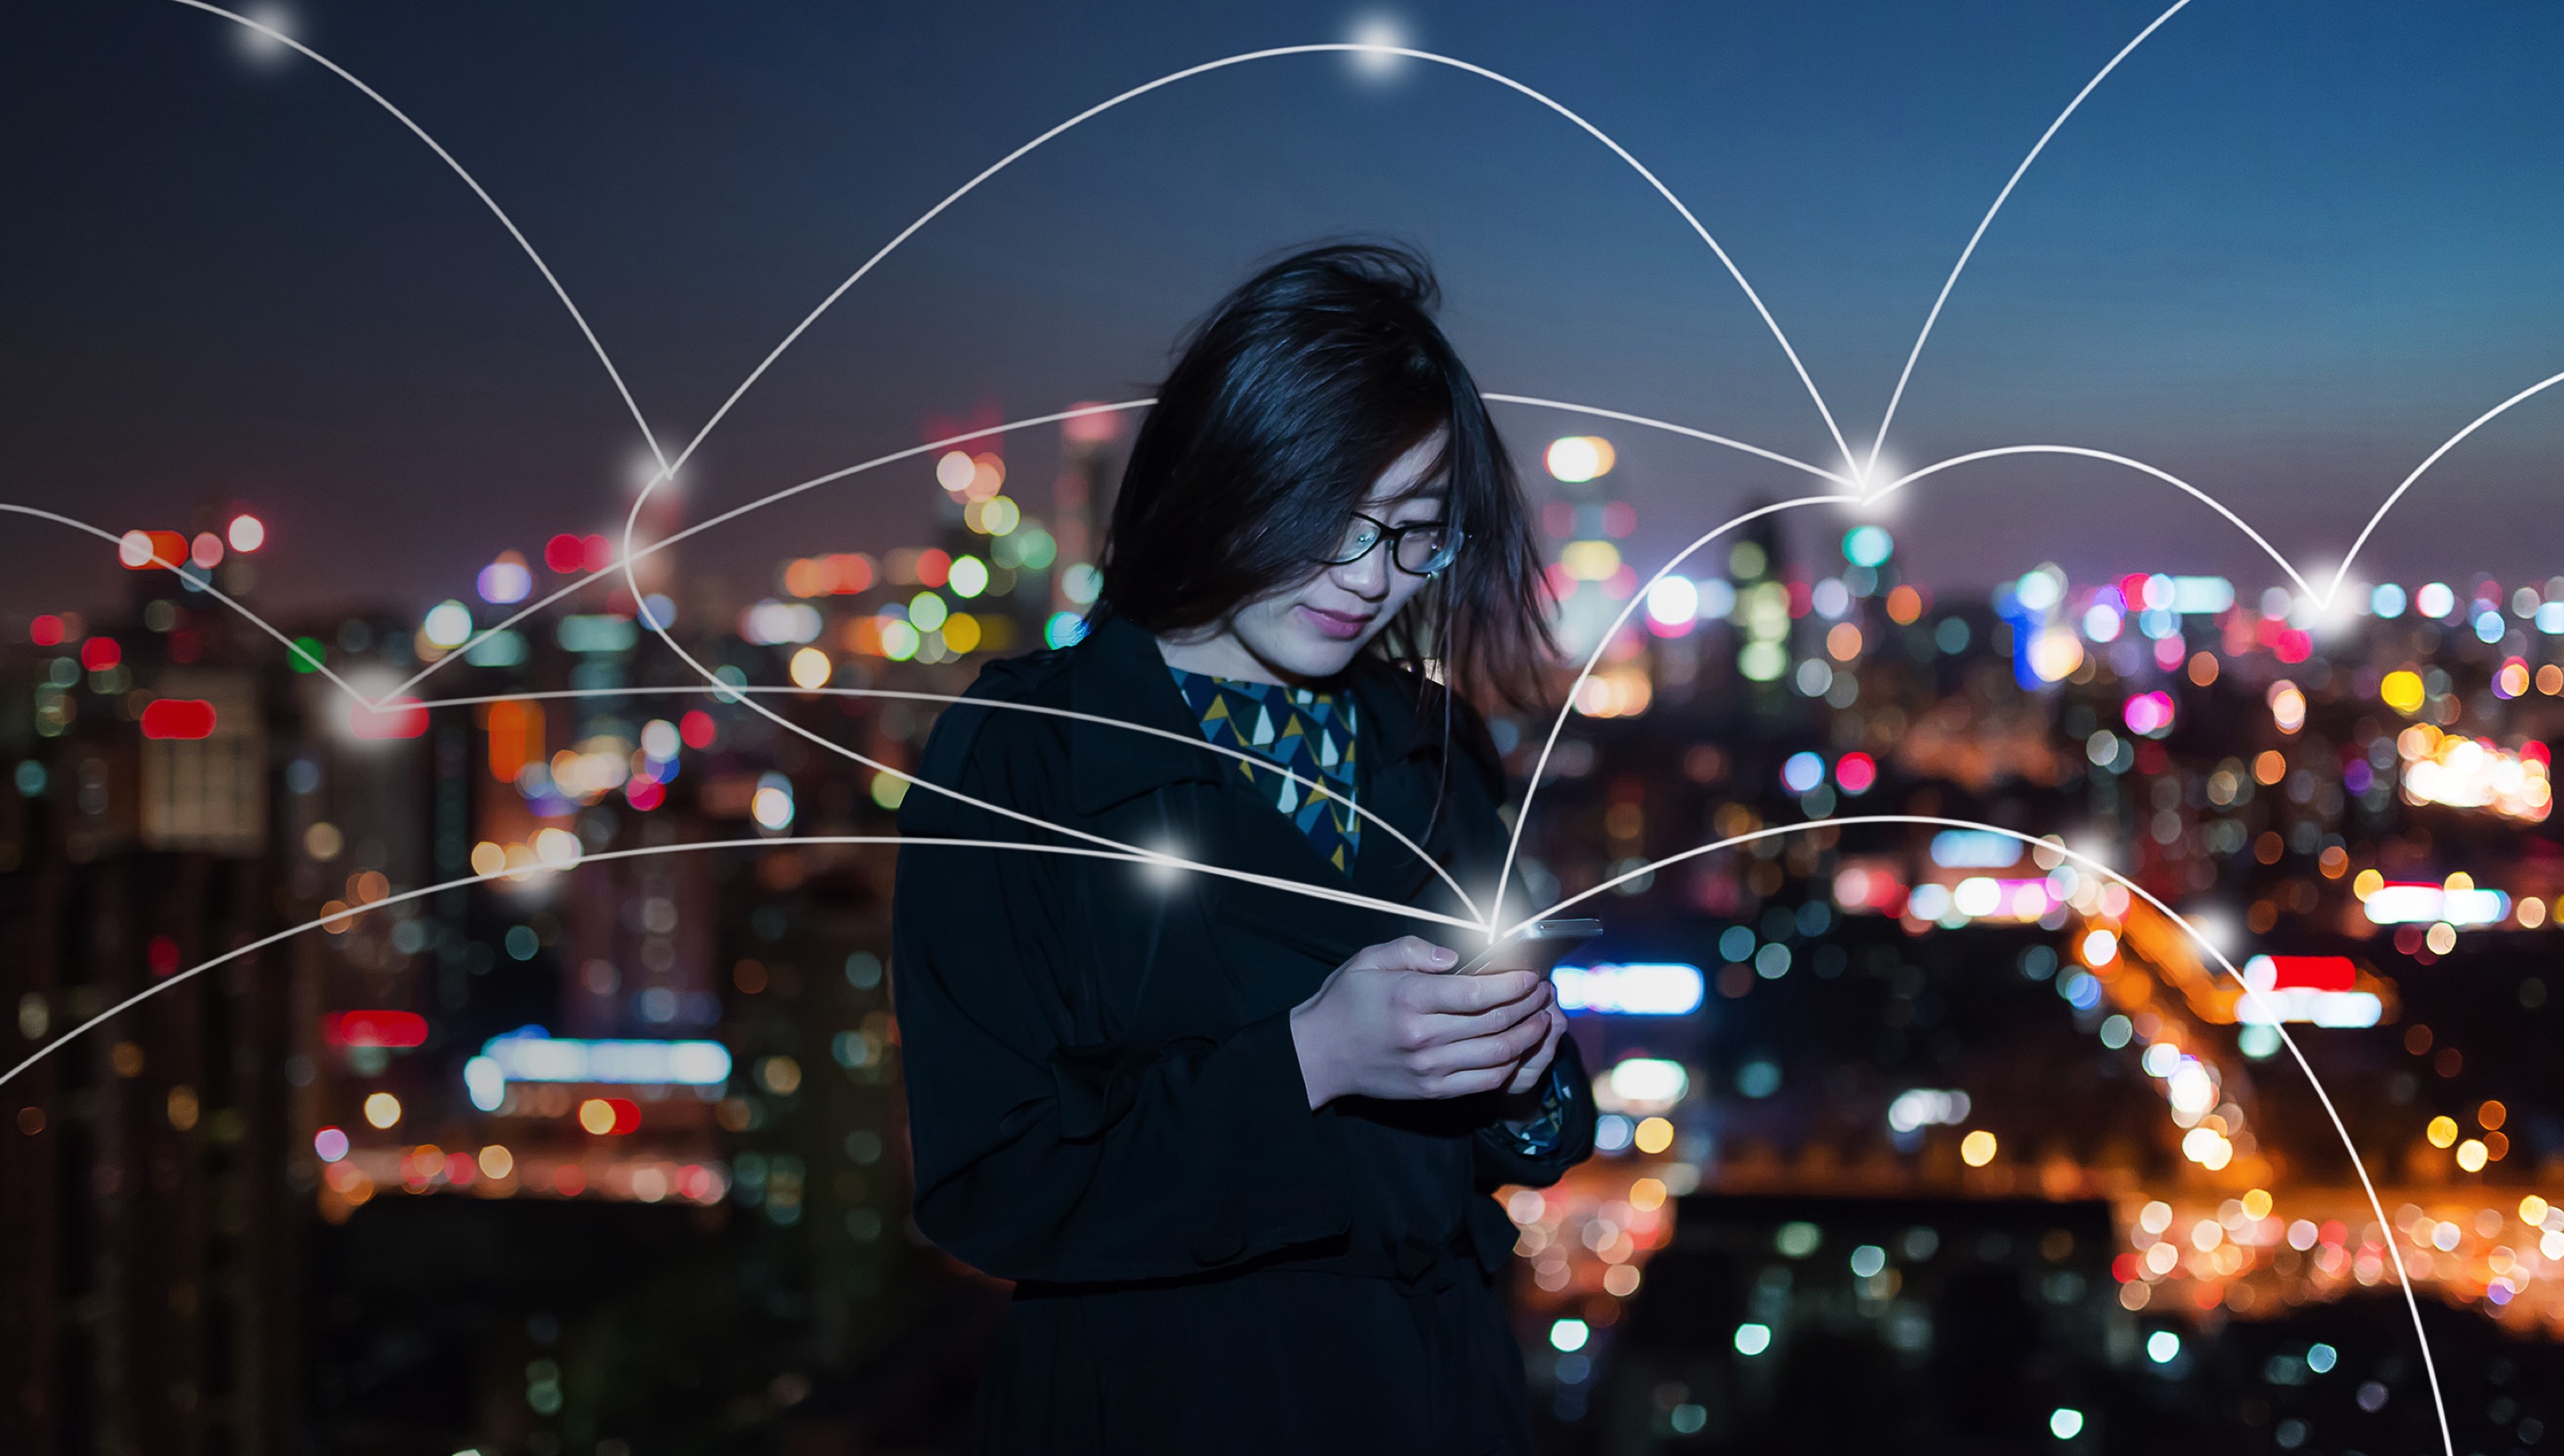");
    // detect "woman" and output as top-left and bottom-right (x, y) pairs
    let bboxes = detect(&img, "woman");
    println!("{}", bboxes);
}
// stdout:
(893, 244), (1595, 1454)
